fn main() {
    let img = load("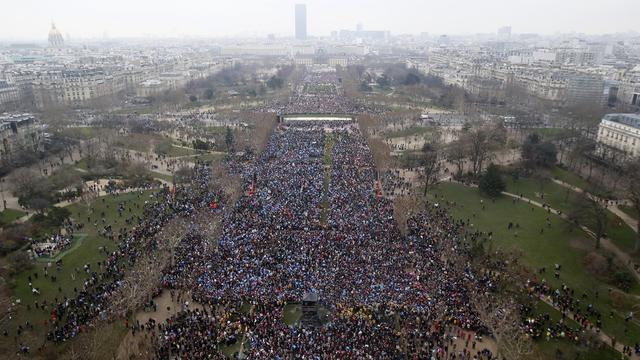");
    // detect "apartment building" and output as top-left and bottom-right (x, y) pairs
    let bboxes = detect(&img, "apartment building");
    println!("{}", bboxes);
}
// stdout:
(597, 113), (640, 158)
